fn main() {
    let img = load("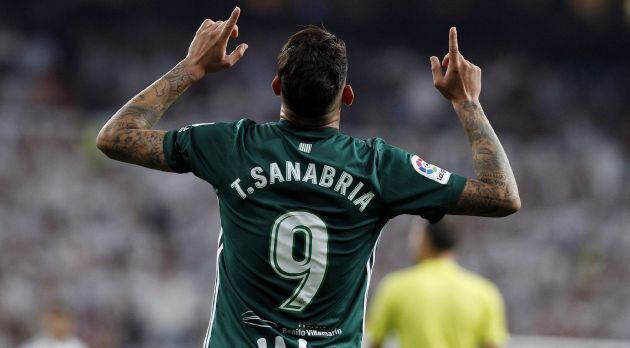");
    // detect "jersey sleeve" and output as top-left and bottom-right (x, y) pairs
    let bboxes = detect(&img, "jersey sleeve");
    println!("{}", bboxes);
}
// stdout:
(162, 121), (239, 187)
(367, 276), (397, 345)
(479, 284), (509, 346)
(375, 141), (467, 223)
